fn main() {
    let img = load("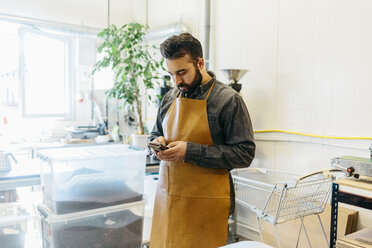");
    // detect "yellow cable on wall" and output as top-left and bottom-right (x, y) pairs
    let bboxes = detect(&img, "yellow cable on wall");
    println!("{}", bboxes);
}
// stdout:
(254, 130), (372, 140)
